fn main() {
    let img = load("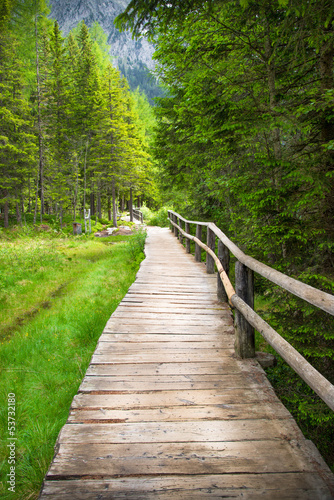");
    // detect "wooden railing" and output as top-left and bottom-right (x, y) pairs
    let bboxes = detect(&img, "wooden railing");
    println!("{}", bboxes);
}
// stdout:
(132, 208), (143, 224)
(168, 210), (334, 411)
